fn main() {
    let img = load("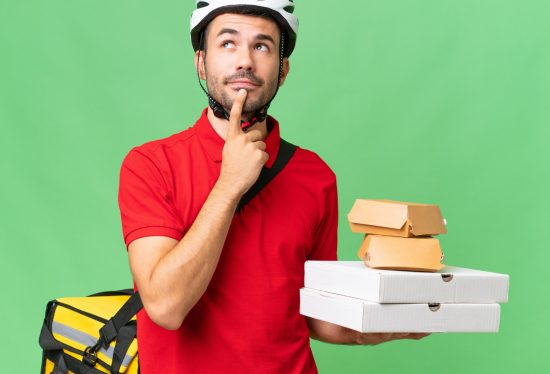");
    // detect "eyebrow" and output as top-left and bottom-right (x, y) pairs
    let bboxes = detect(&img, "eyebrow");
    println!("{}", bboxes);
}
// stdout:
(256, 34), (275, 44)
(216, 28), (276, 44)
(216, 28), (239, 37)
